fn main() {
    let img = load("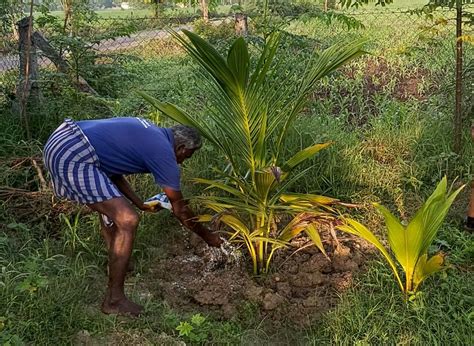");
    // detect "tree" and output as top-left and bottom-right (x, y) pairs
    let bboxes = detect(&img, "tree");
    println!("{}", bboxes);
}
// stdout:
(200, 0), (209, 22)
(0, 0), (25, 39)
(419, 0), (473, 154)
